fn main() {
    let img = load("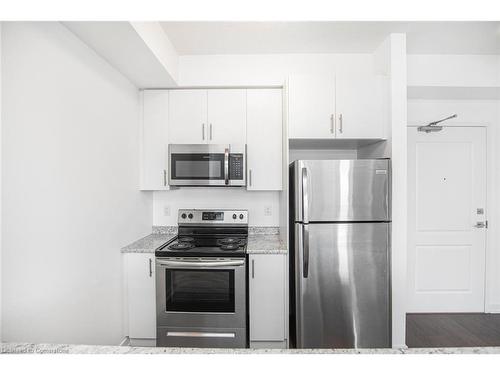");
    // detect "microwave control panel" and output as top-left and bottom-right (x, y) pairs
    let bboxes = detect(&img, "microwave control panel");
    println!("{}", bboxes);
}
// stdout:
(229, 154), (244, 180)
